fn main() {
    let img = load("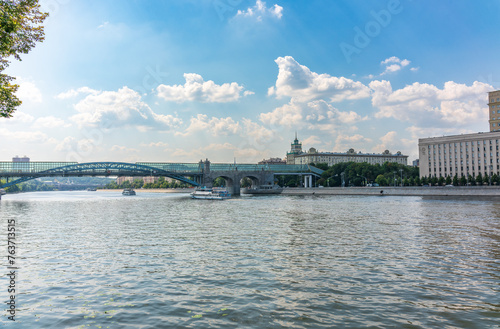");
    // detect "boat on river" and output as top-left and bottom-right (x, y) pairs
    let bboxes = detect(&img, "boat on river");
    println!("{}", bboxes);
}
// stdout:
(190, 187), (231, 200)
(87, 187), (97, 191)
(122, 188), (136, 196)
(241, 185), (283, 195)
